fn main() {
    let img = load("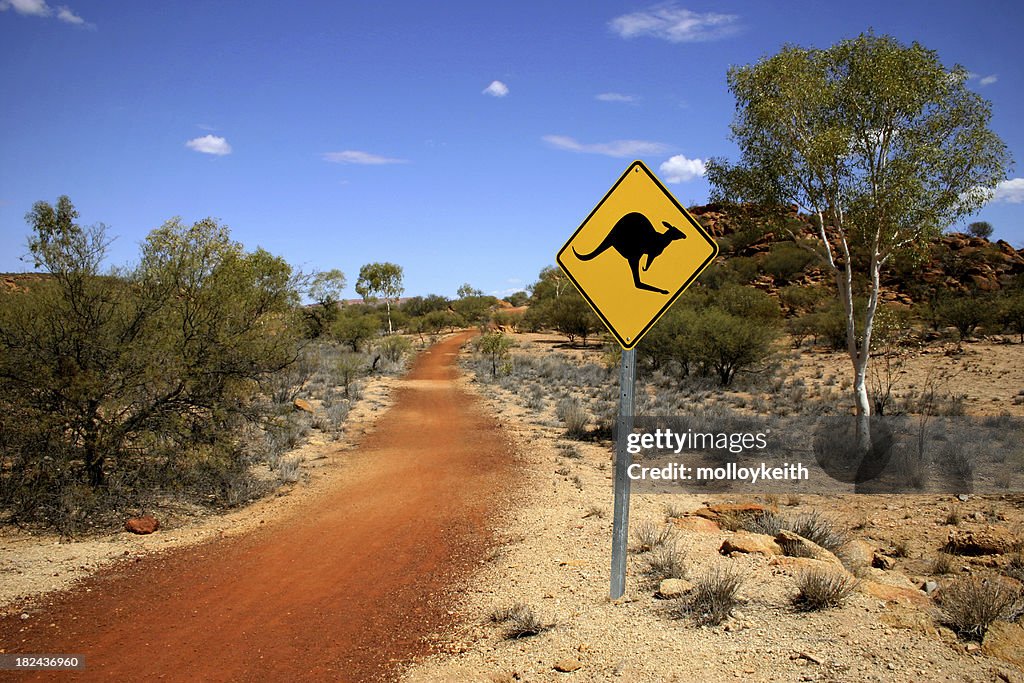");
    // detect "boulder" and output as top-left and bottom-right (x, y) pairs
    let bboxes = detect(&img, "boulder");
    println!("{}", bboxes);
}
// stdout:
(860, 580), (930, 607)
(293, 398), (314, 413)
(553, 659), (582, 673)
(656, 578), (694, 599)
(872, 552), (896, 570)
(694, 503), (773, 520)
(124, 516), (159, 535)
(983, 621), (1024, 669)
(774, 530), (842, 565)
(945, 526), (1019, 556)
(720, 532), (782, 557)
(840, 539), (876, 568)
